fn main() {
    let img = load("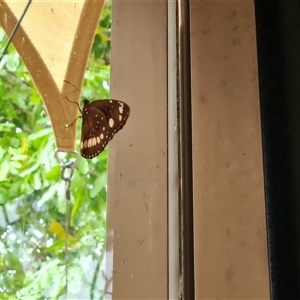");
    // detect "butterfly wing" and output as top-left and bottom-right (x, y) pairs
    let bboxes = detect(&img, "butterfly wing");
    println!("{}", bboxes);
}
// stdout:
(80, 99), (130, 159)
